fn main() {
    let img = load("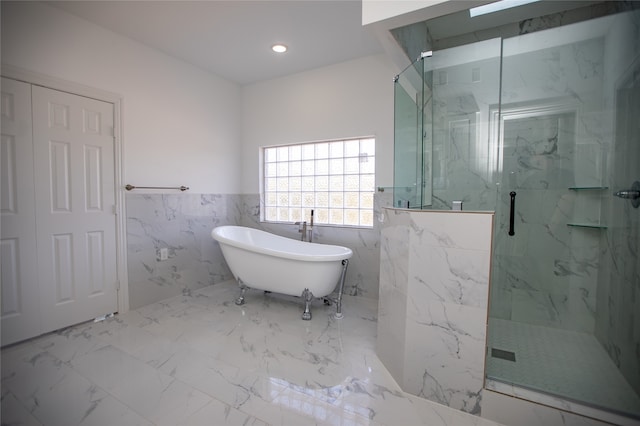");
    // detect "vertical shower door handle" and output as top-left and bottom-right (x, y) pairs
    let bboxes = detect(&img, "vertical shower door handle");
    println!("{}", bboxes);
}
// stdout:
(508, 191), (516, 236)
